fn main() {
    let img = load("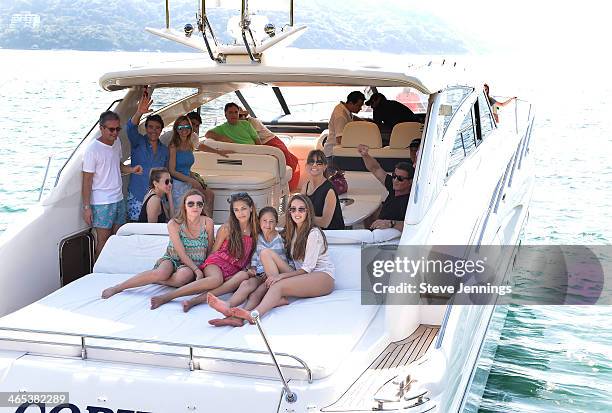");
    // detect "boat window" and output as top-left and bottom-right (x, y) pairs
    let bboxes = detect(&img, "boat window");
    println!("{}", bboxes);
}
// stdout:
(376, 87), (428, 113)
(478, 94), (495, 139)
(202, 94), (238, 128)
(461, 109), (477, 157)
(238, 85), (285, 120)
(150, 88), (198, 112)
(447, 107), (476, 177)
(436, 87), (472, 140)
